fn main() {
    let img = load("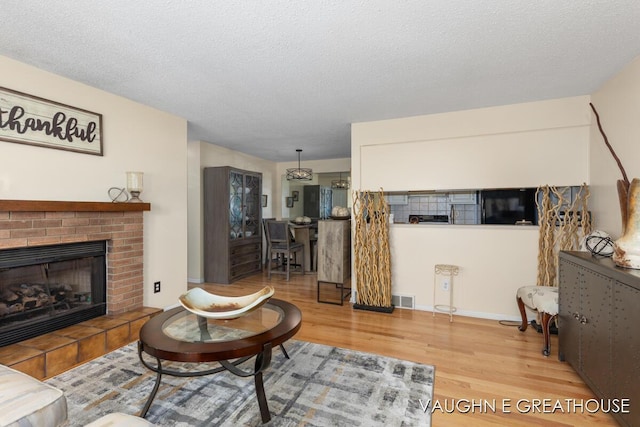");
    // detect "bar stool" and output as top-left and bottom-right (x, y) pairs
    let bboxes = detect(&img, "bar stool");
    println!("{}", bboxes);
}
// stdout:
(433, 264), (459, 322)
